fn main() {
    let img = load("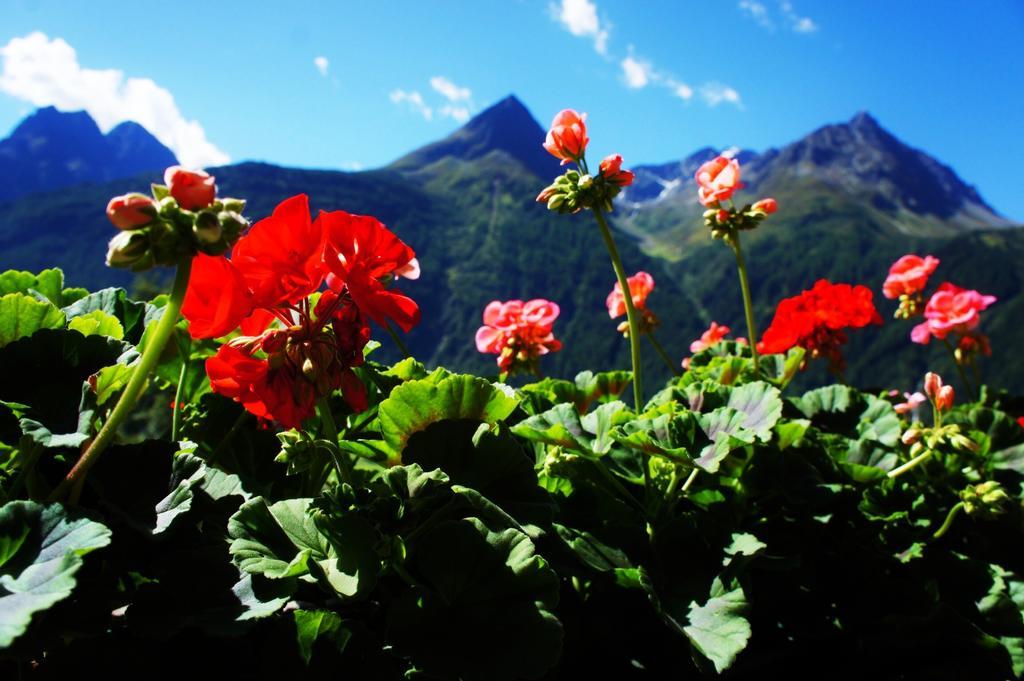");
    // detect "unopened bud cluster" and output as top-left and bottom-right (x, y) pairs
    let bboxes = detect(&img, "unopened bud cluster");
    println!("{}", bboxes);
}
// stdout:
(105, 166), (248, 271)
(960, 480), (1010, 520)
(542, 447), (583, 479)
(537, 167), (629, 215)
(703, 199), (777, 240)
